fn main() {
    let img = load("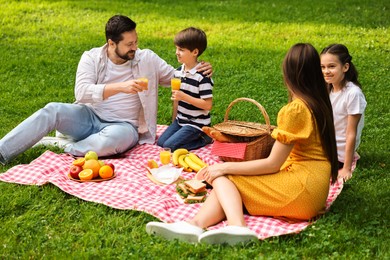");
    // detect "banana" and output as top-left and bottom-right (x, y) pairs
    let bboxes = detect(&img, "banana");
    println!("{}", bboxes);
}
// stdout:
(188, 153), (207, 168)
(184, 156), (202, 172)
(172, 148), (189, 166)
(178, 154), (192, 172)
